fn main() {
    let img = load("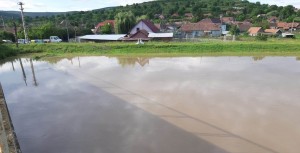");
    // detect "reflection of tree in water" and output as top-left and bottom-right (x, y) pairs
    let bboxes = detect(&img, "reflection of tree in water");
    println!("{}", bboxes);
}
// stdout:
(117, 57), (150, 67)
(296, 57), (300, 61)
(252, 56), (265, 61)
